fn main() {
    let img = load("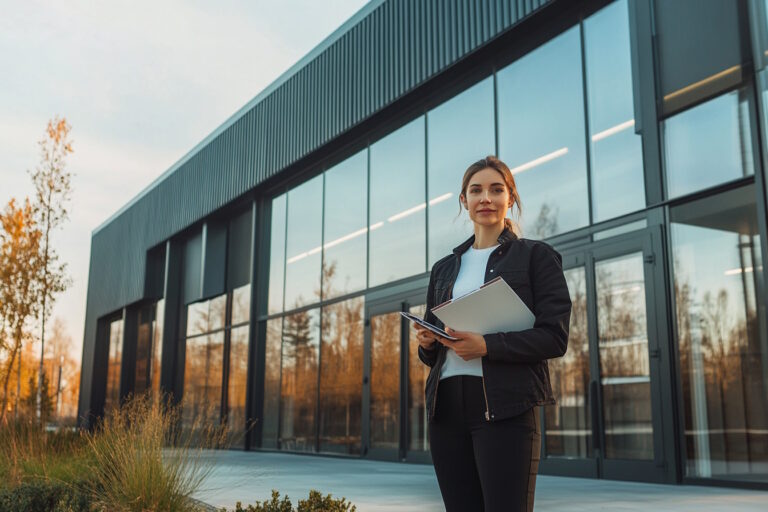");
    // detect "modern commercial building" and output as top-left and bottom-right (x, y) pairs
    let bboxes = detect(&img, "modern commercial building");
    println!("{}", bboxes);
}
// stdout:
(79, 0), (768, 488)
